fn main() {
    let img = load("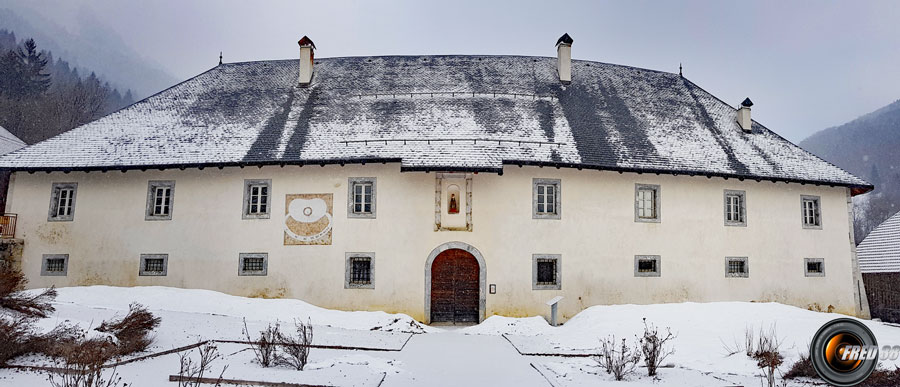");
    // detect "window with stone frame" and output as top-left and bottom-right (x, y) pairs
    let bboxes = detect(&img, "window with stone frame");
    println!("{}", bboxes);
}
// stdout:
(805, 258), (825, 277)
(145, 181), (175, 220)
(239, 253), (268, 276)
(345, 253), (375, 289)
(348, 178), (376, 219)
(48, 183), (77, 222)
(243, 180), (271, 219)
(41, 254), (68, 276)
(635, 184), (660, 222)
(801, 195), (821, 229)
(634, 255), (661, 277)
(724, 190), (746, 226)
(725, 257), (749, 278)
(533, 179), (561, 219)
(139, 254), (168, 276)
(532, 254), (561, 290)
